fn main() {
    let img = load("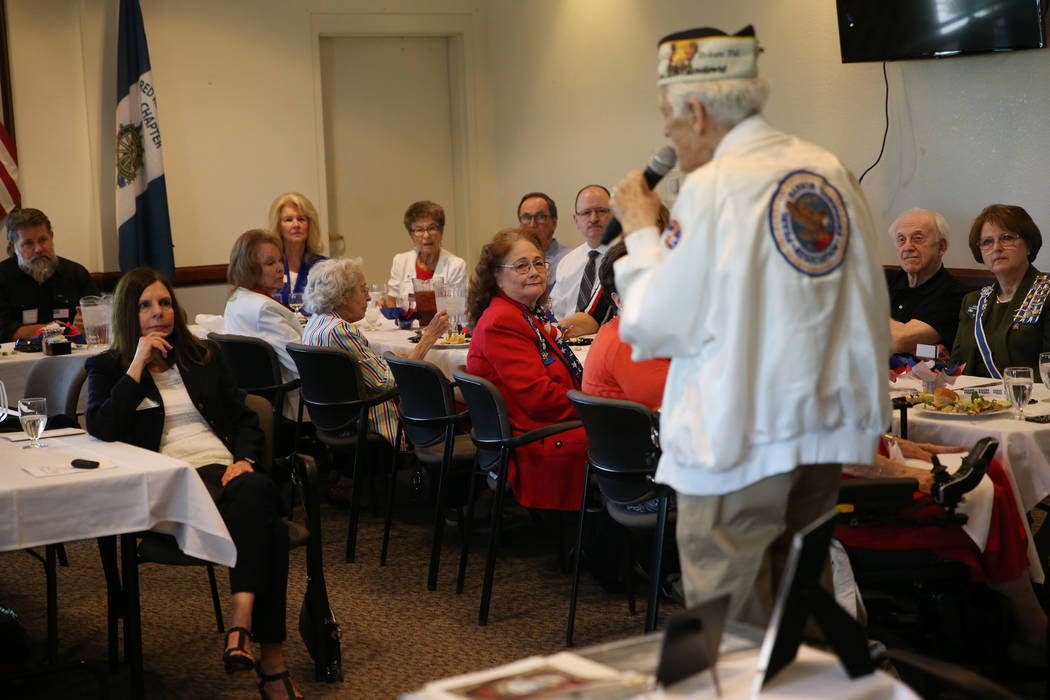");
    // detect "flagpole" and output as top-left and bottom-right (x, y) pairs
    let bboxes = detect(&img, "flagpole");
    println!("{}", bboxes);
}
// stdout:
(0, 0), (14, 140)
